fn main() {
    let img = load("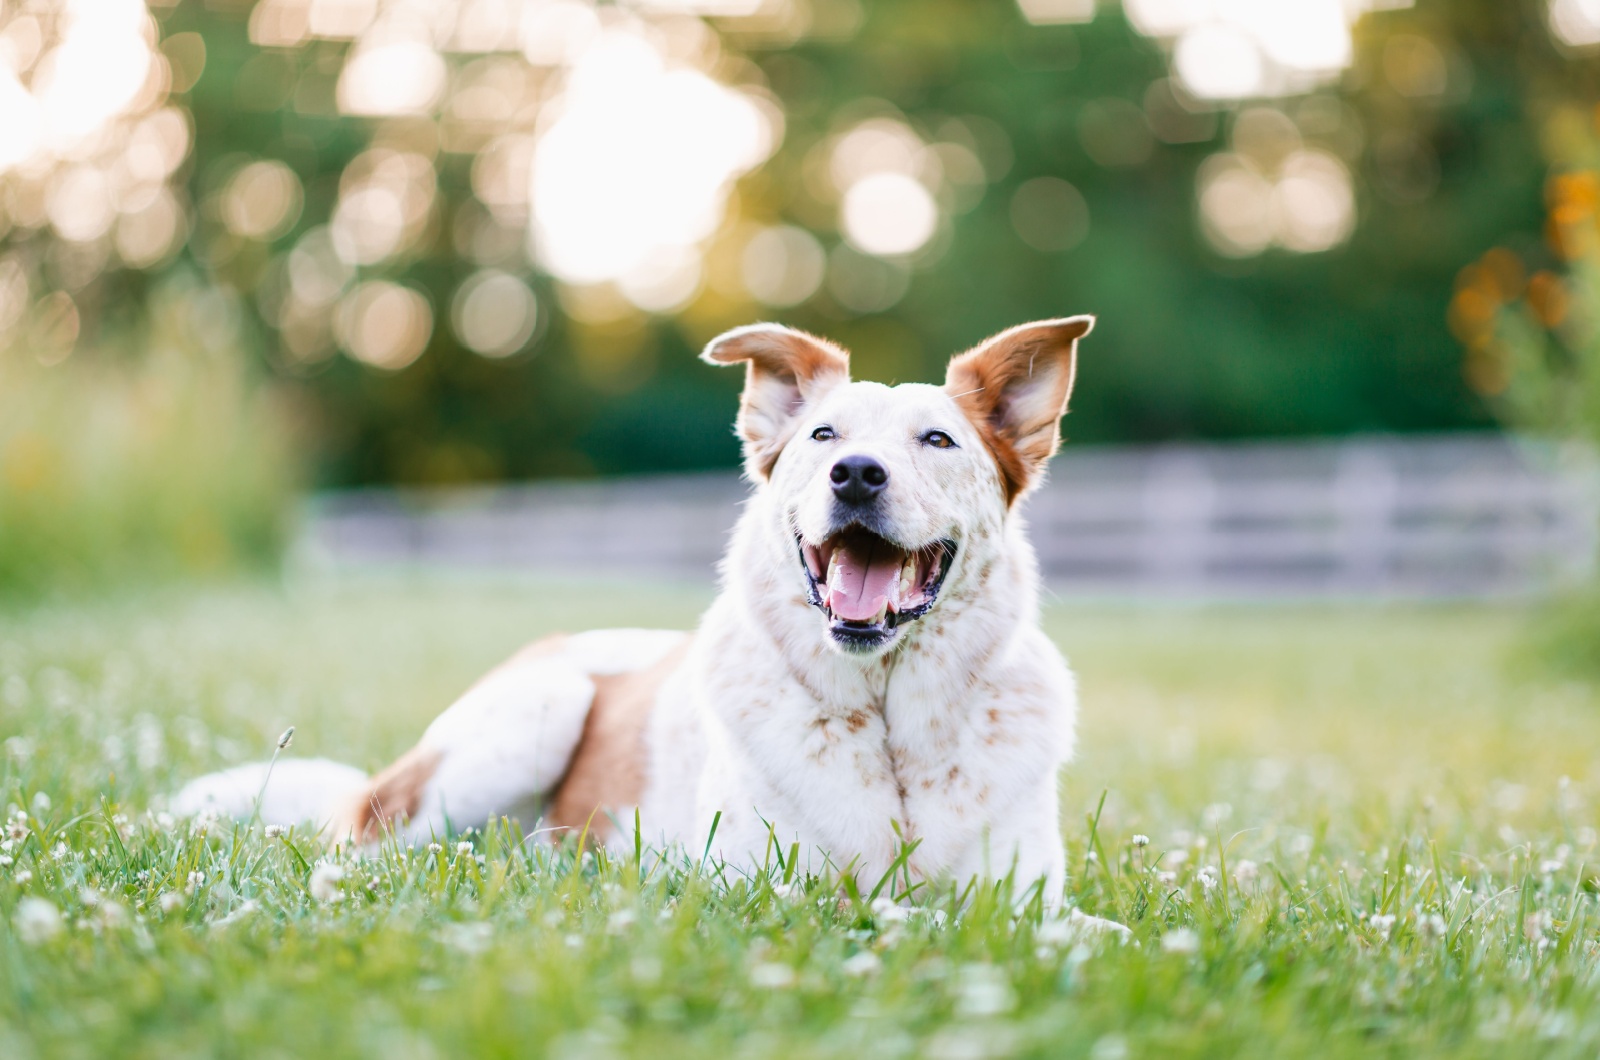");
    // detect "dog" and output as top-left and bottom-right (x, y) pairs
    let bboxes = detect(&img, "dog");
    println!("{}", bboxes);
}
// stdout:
(176, 316), (1095, 901)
